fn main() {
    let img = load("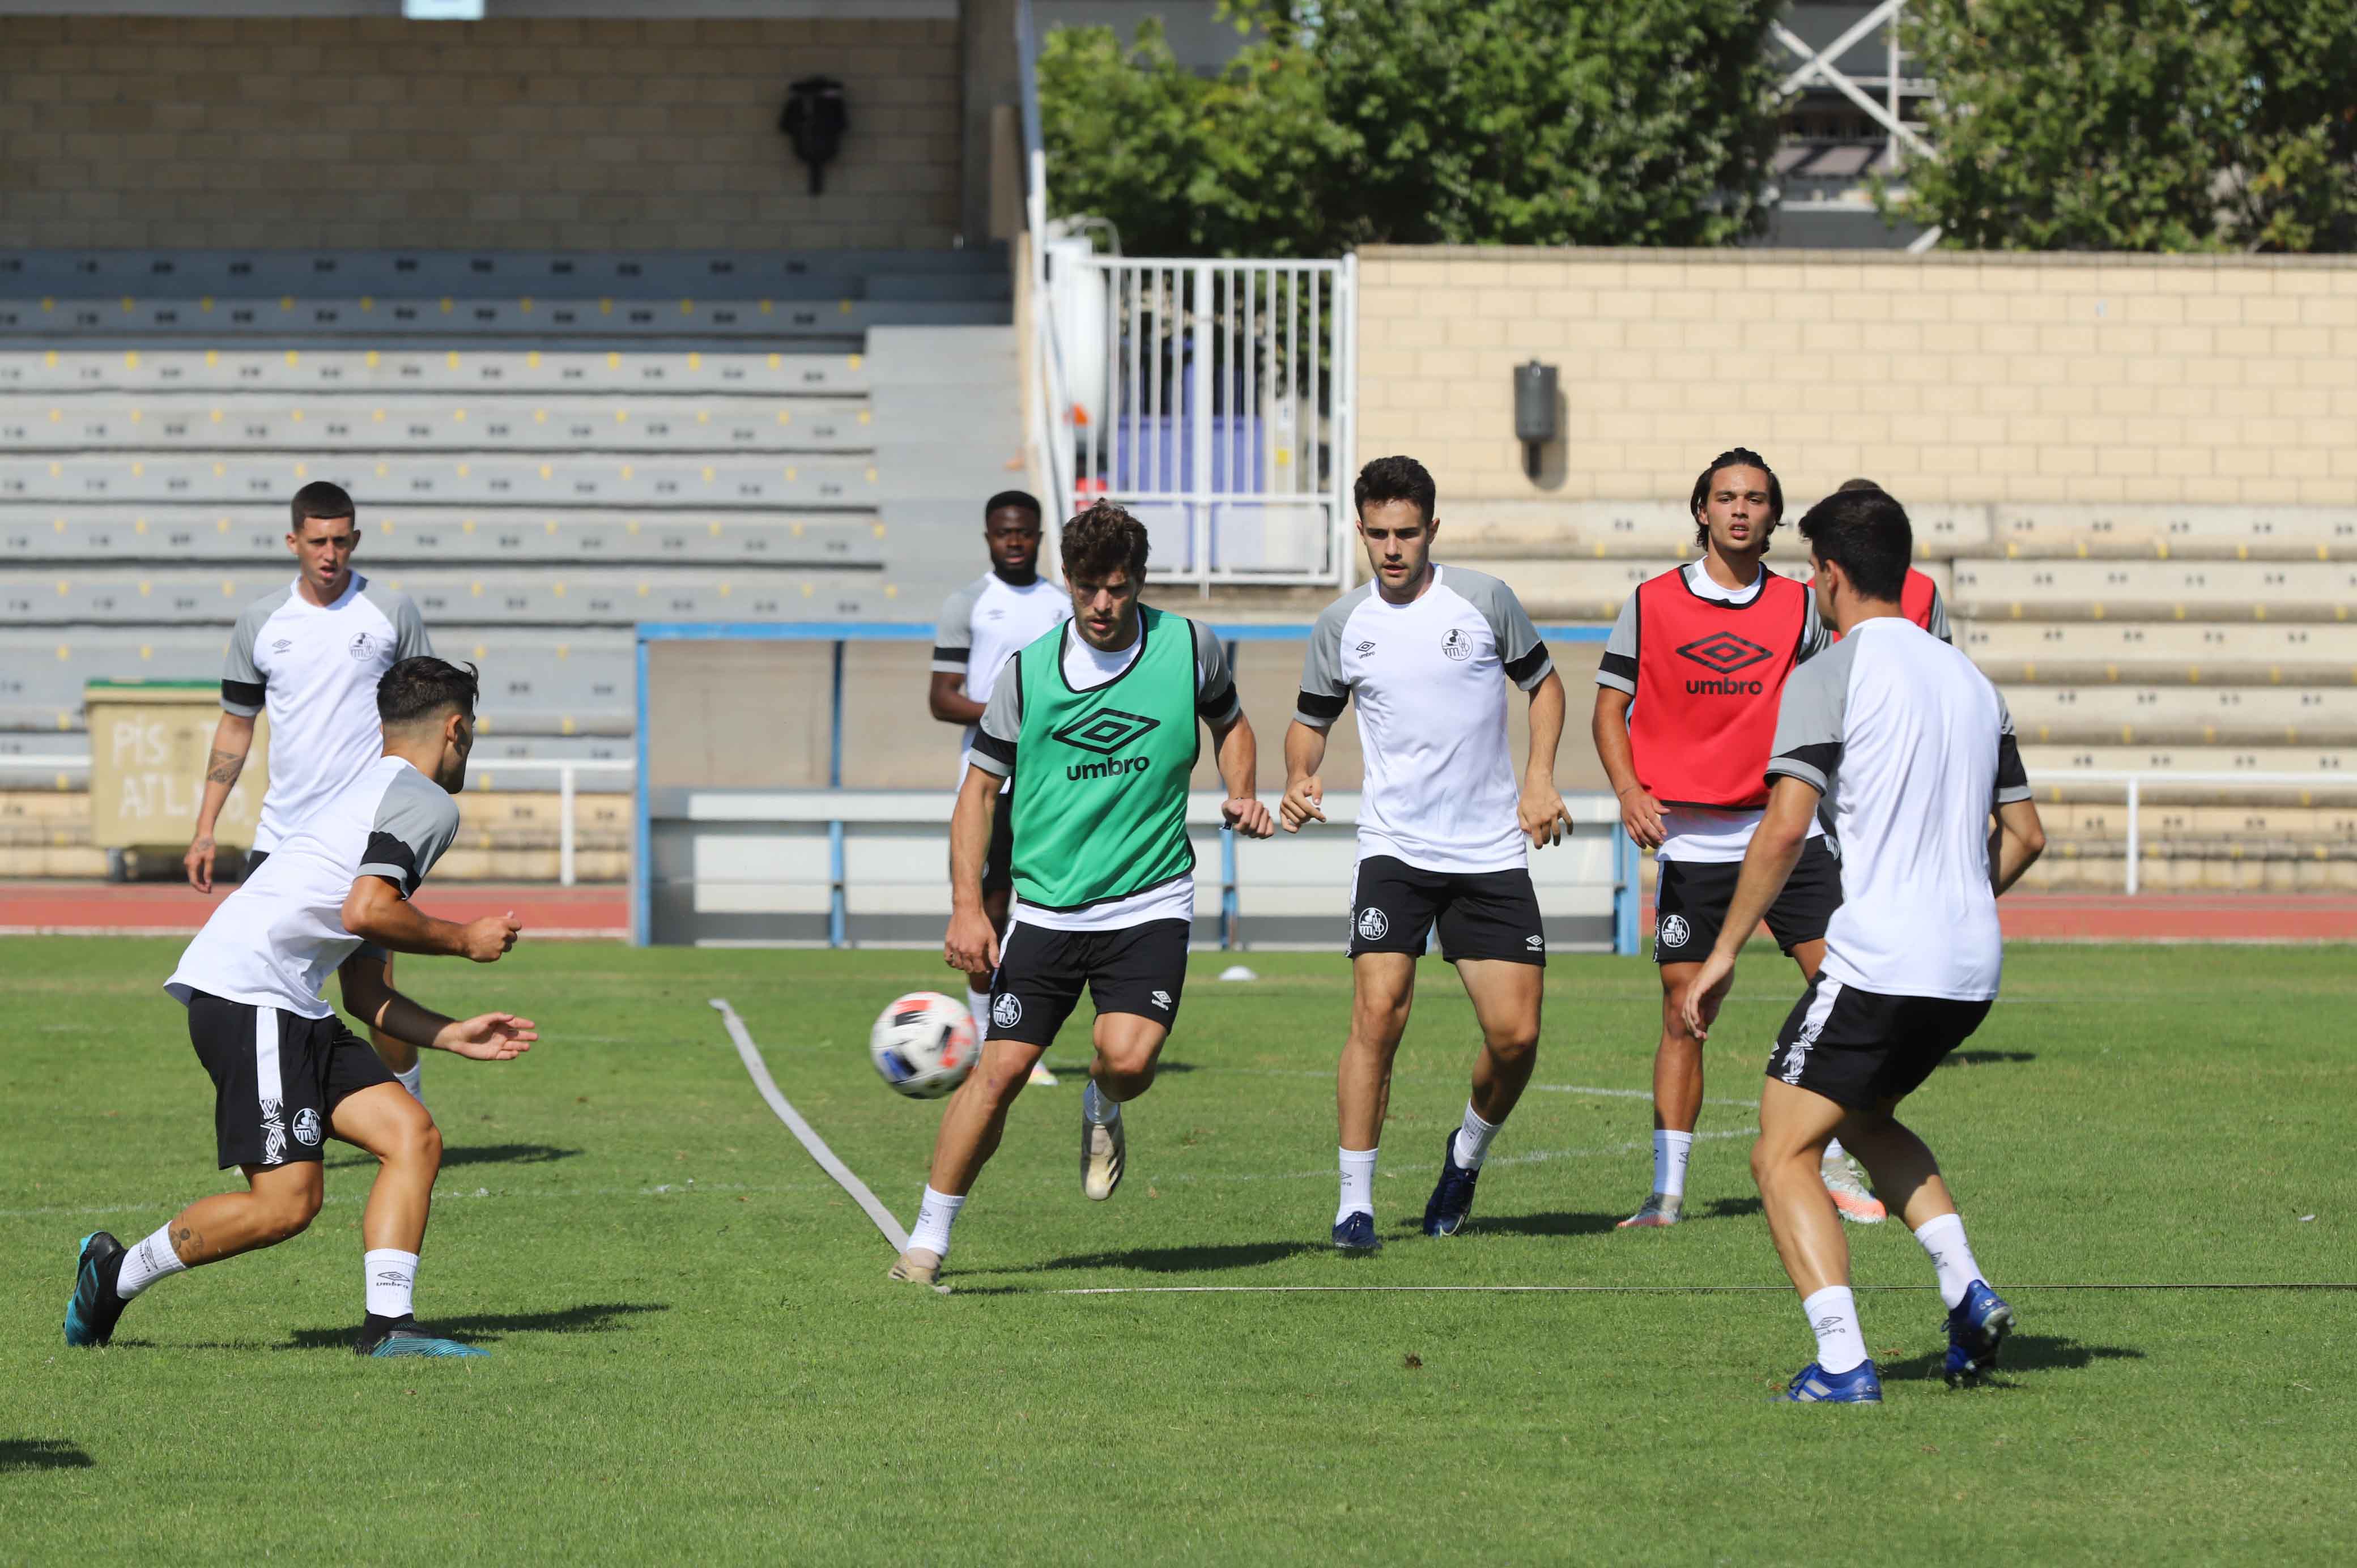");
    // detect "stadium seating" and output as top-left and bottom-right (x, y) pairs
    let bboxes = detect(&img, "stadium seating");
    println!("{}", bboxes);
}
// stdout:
(0, 248), (1020, 877)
